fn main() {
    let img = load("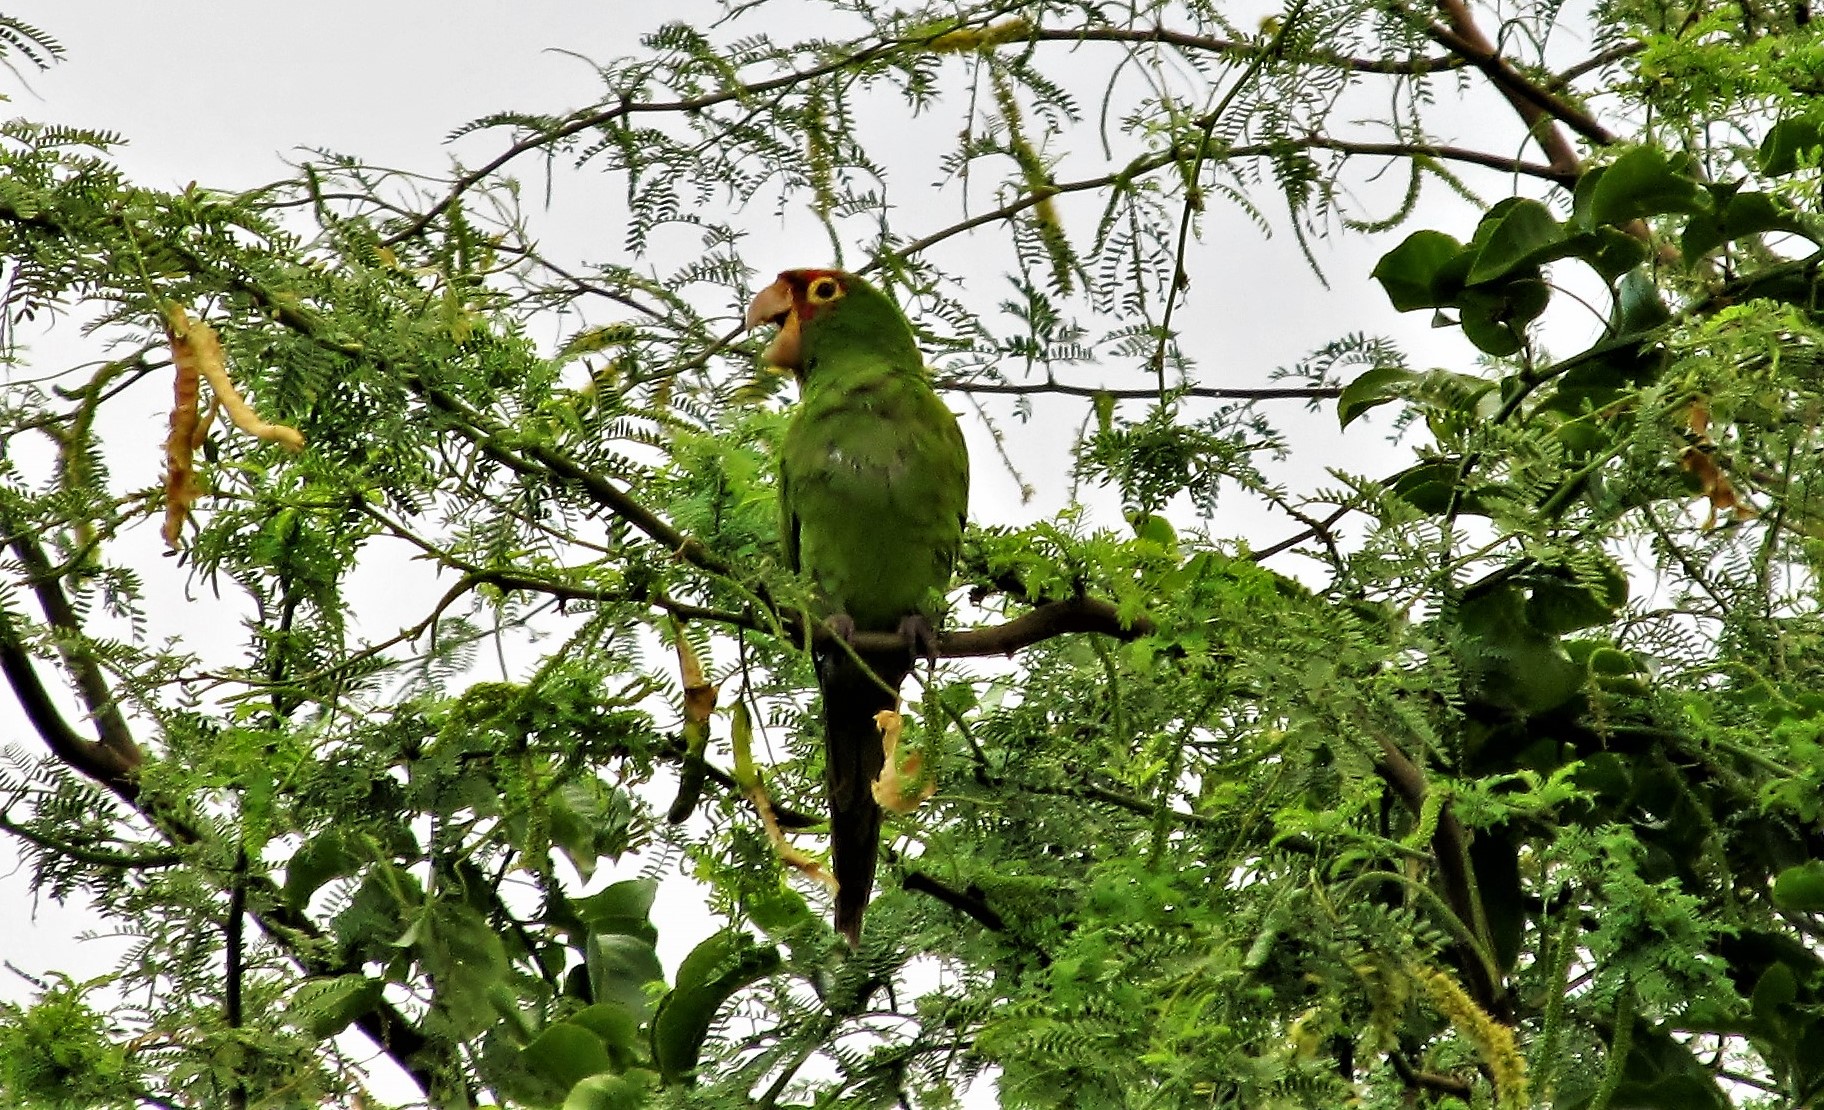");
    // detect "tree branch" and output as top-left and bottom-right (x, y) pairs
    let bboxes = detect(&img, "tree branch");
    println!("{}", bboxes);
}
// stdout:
(1371, 730), (1505, 1015)
(1420, 0), (1615, 171)
(384, 16), (1508, 255)
(1304, 135), (1574, 185)
(1389, 1050), (1475, 1097)
(0, 529), (142, 801)
(860, 595), (1153, 657)
(383, 31), (945, 247)
(1027, 25), (1467, 74)
(903, 871), (1006, 931)
(1548, 42), (1646, 90)
(1249, 505), (1355, 563)
(225, 848), (249, 1110)
(0, 811), (182, 869)
(1014, 774), (1223, 829)
(884, 133), (1568, 269)
(945, 379), (1343, 401)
